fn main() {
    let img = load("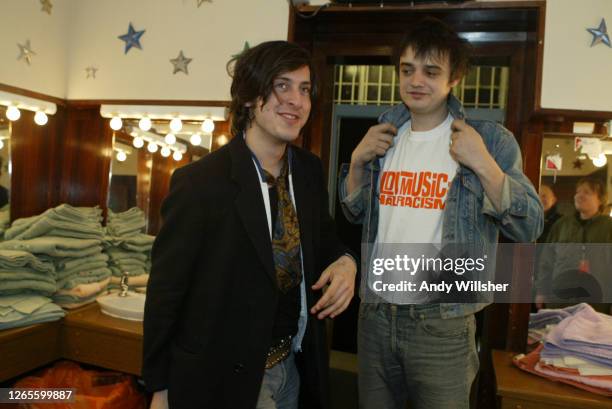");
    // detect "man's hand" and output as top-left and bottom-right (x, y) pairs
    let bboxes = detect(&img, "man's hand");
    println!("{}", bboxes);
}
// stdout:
(347, 123), (397, 196)
(150, 390), (168, 409)
(310, 255), (357, 319)
(450, 119), (492, 171)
